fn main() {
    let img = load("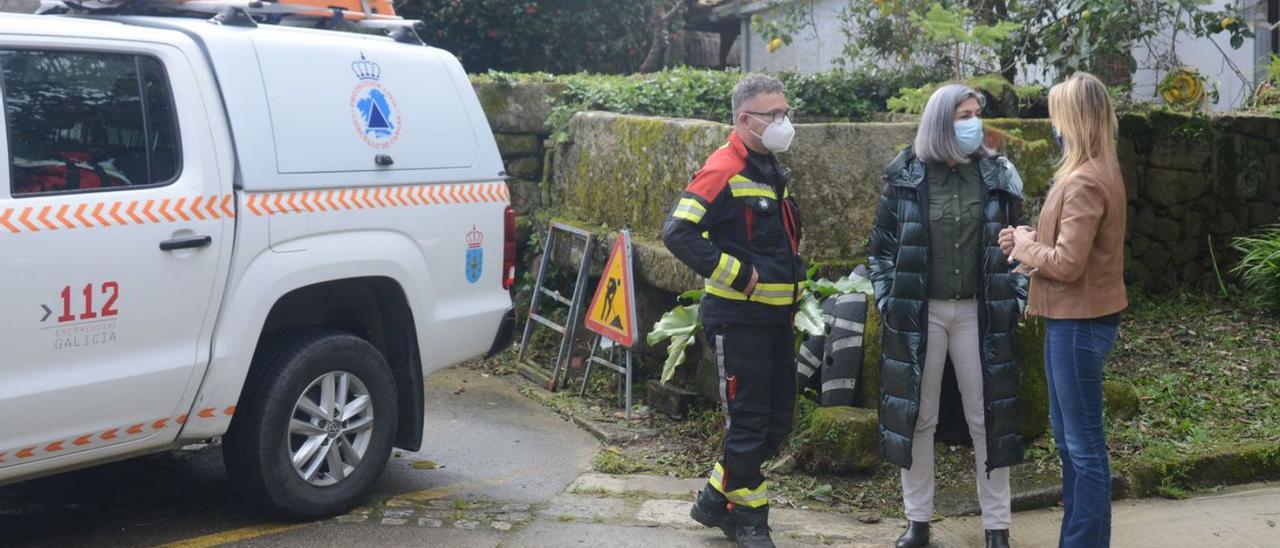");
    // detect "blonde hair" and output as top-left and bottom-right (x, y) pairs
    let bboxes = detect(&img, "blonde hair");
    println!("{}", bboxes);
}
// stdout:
(1048, 72), (1119, 182)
